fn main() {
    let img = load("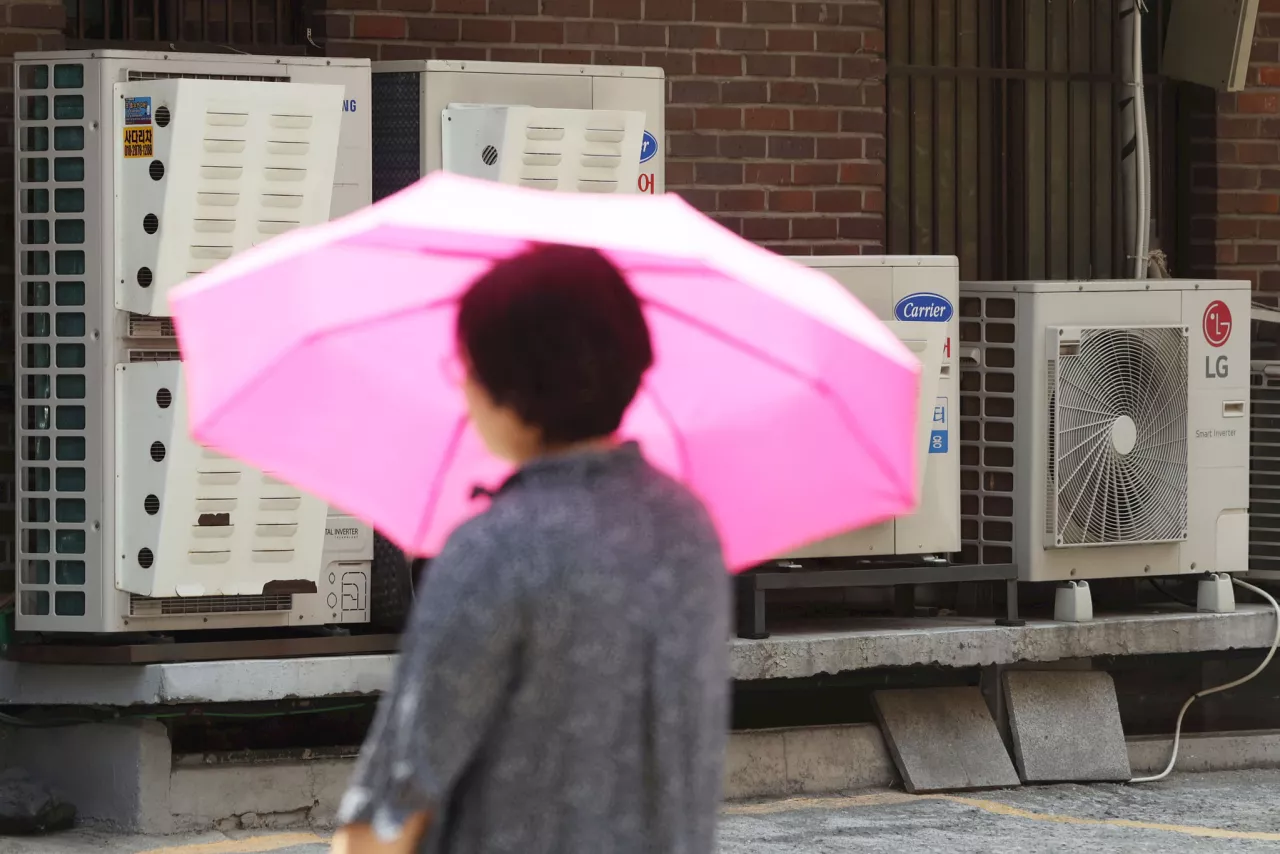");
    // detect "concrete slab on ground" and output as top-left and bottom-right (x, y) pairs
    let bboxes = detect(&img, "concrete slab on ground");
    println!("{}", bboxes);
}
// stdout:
(18, 770), (1280, 854)
(872, 687), (1021, 794)
(2, 606), (1276, 705)
(1003, 671), (1132, 783)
